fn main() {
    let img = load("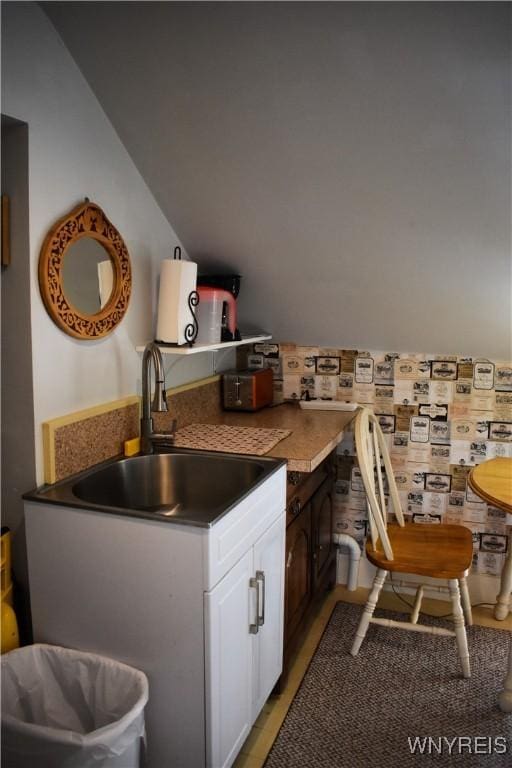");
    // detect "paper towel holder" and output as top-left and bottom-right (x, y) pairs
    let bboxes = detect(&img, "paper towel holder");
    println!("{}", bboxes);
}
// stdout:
(172, 245), (200, 345)
(155, 245), (200, 347)
(175, 243), (200, 345)
(184, 290), (200, 345)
